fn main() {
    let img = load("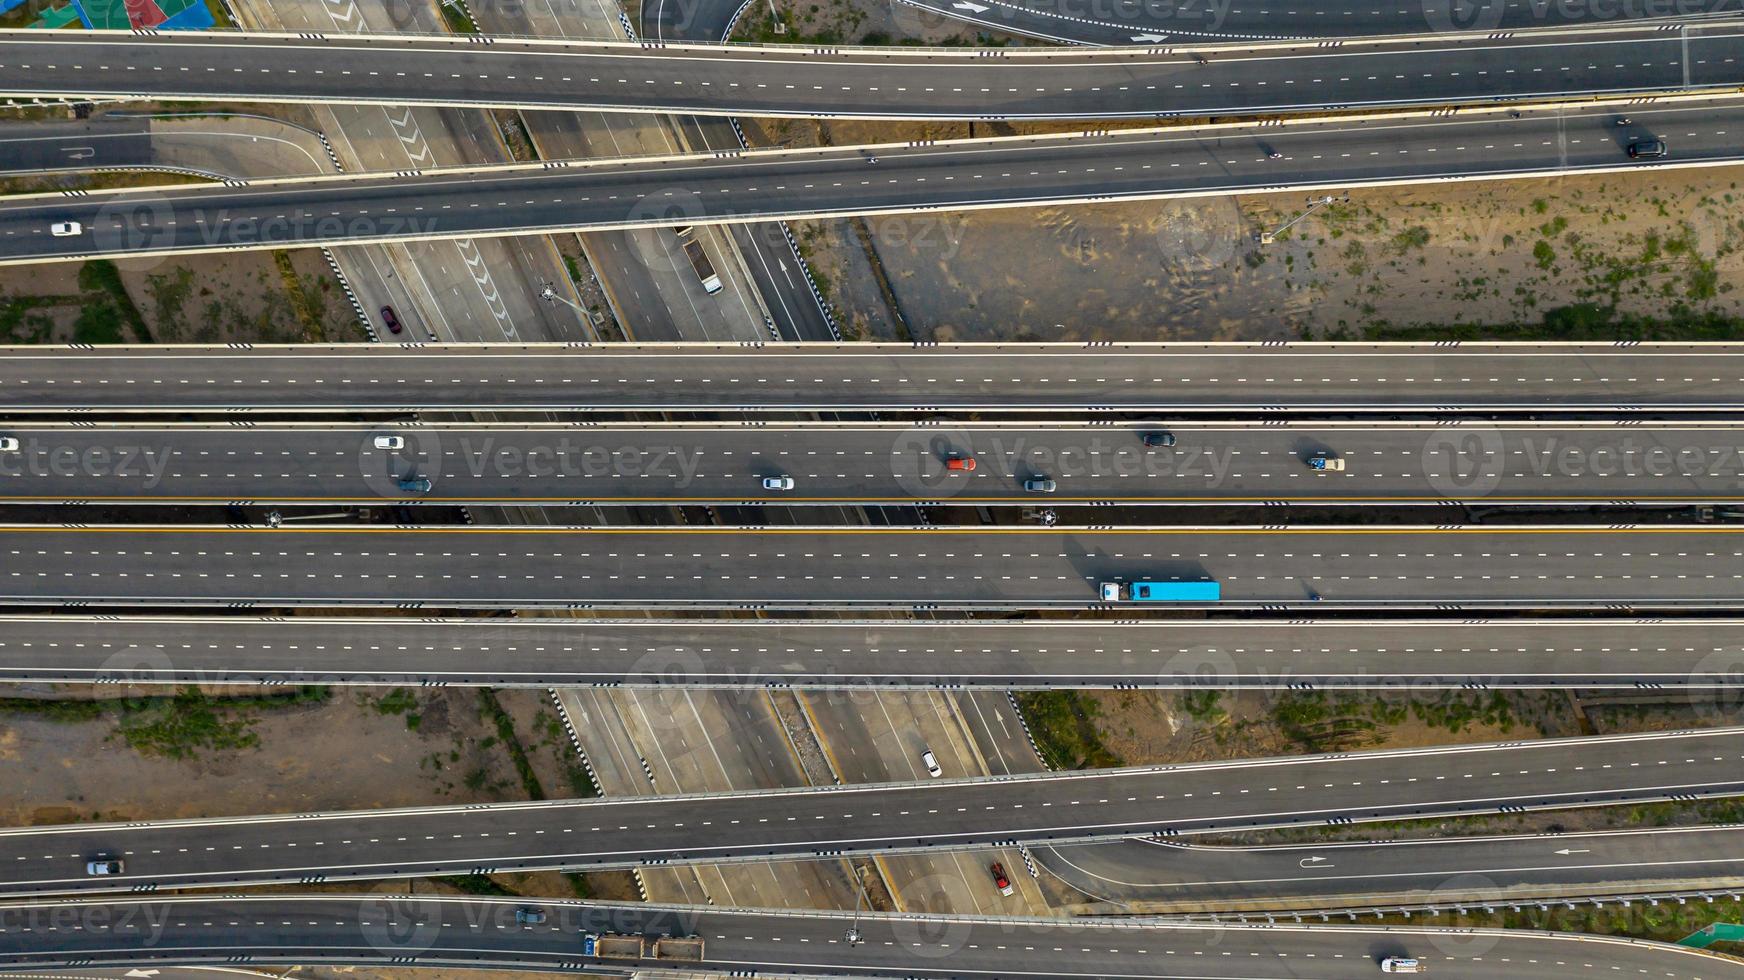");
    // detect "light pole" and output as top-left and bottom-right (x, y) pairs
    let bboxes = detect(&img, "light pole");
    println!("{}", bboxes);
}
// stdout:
(845, 863), (868, 945)
(1257, 194), (1348, 245)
